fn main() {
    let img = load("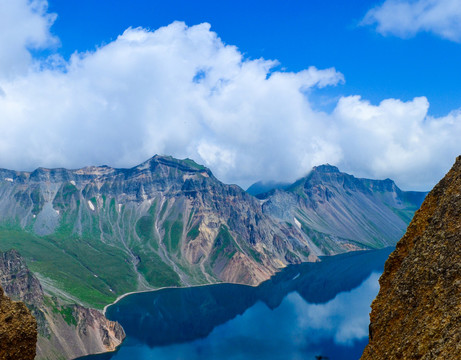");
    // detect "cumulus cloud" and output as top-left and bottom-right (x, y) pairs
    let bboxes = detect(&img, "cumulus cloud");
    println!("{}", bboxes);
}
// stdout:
(0, 0), (57, 78)
(363, 0), (461, 42)
(0, 1), (459, 191)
